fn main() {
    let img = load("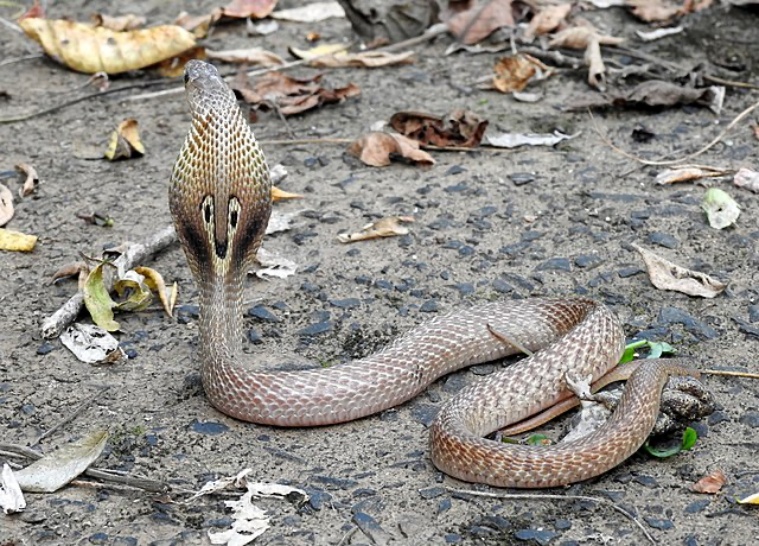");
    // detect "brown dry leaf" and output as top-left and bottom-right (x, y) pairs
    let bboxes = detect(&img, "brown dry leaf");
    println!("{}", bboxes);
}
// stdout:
(134, 266), (175, 317)
(104, 119), (144, 161)
(338, 216), (415, 243)
(288, 43), (349, 60)
(0, 184), (13, 227)
(19, 18), (196, 75)
(492, 54), (553, 93)
(626, 0), (681, 22)
(235, 72), (361, 116)
(734, 168), (759, 193)
(174, 11), (222, 39)
(15, 163), (39, 198)
(271, 1), (345, 22)
(566, 81), (724, 112)
(524, 3), (572, 41)
(348, 132), (435, 167)
(446, 0), (515, 45)
(154, 46), (206, 78)
(692, 470), (726, 494)
(656, 166), (730, 185)
(631, 243), (727, 298)
(90, 13), (146, 31)
(752, 123), (759, 140)
(549, 25), (624, 49)
(207, 48), (285, 66)
(221, 0), (278, 19)
(389, 109), (488, 148)
(271, 187), (303, 202)
(307, 51), (415, 68)
(584, 37), (605, 90)
(51, 261), (90, 288)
